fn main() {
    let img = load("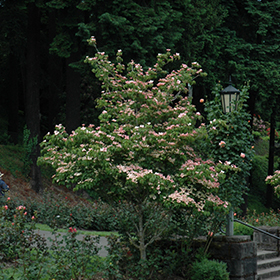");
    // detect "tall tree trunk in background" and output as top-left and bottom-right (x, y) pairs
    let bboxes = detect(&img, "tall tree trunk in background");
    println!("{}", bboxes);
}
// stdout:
(266, 107), (276, 208)
(65, 52), (81, 133)
(47, 10), (61, 132)
(25, 2), (42, 193)
(7, 52), (19, 144)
